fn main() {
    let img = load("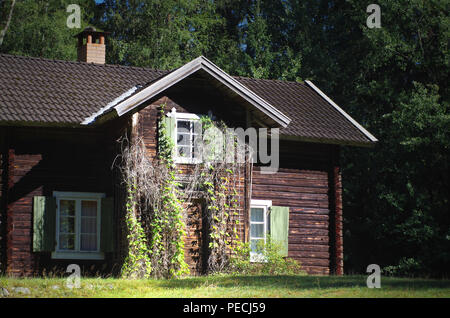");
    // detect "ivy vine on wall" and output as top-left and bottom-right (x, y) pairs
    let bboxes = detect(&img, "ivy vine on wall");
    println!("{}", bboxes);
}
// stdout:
(118, 105), (249, 278)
